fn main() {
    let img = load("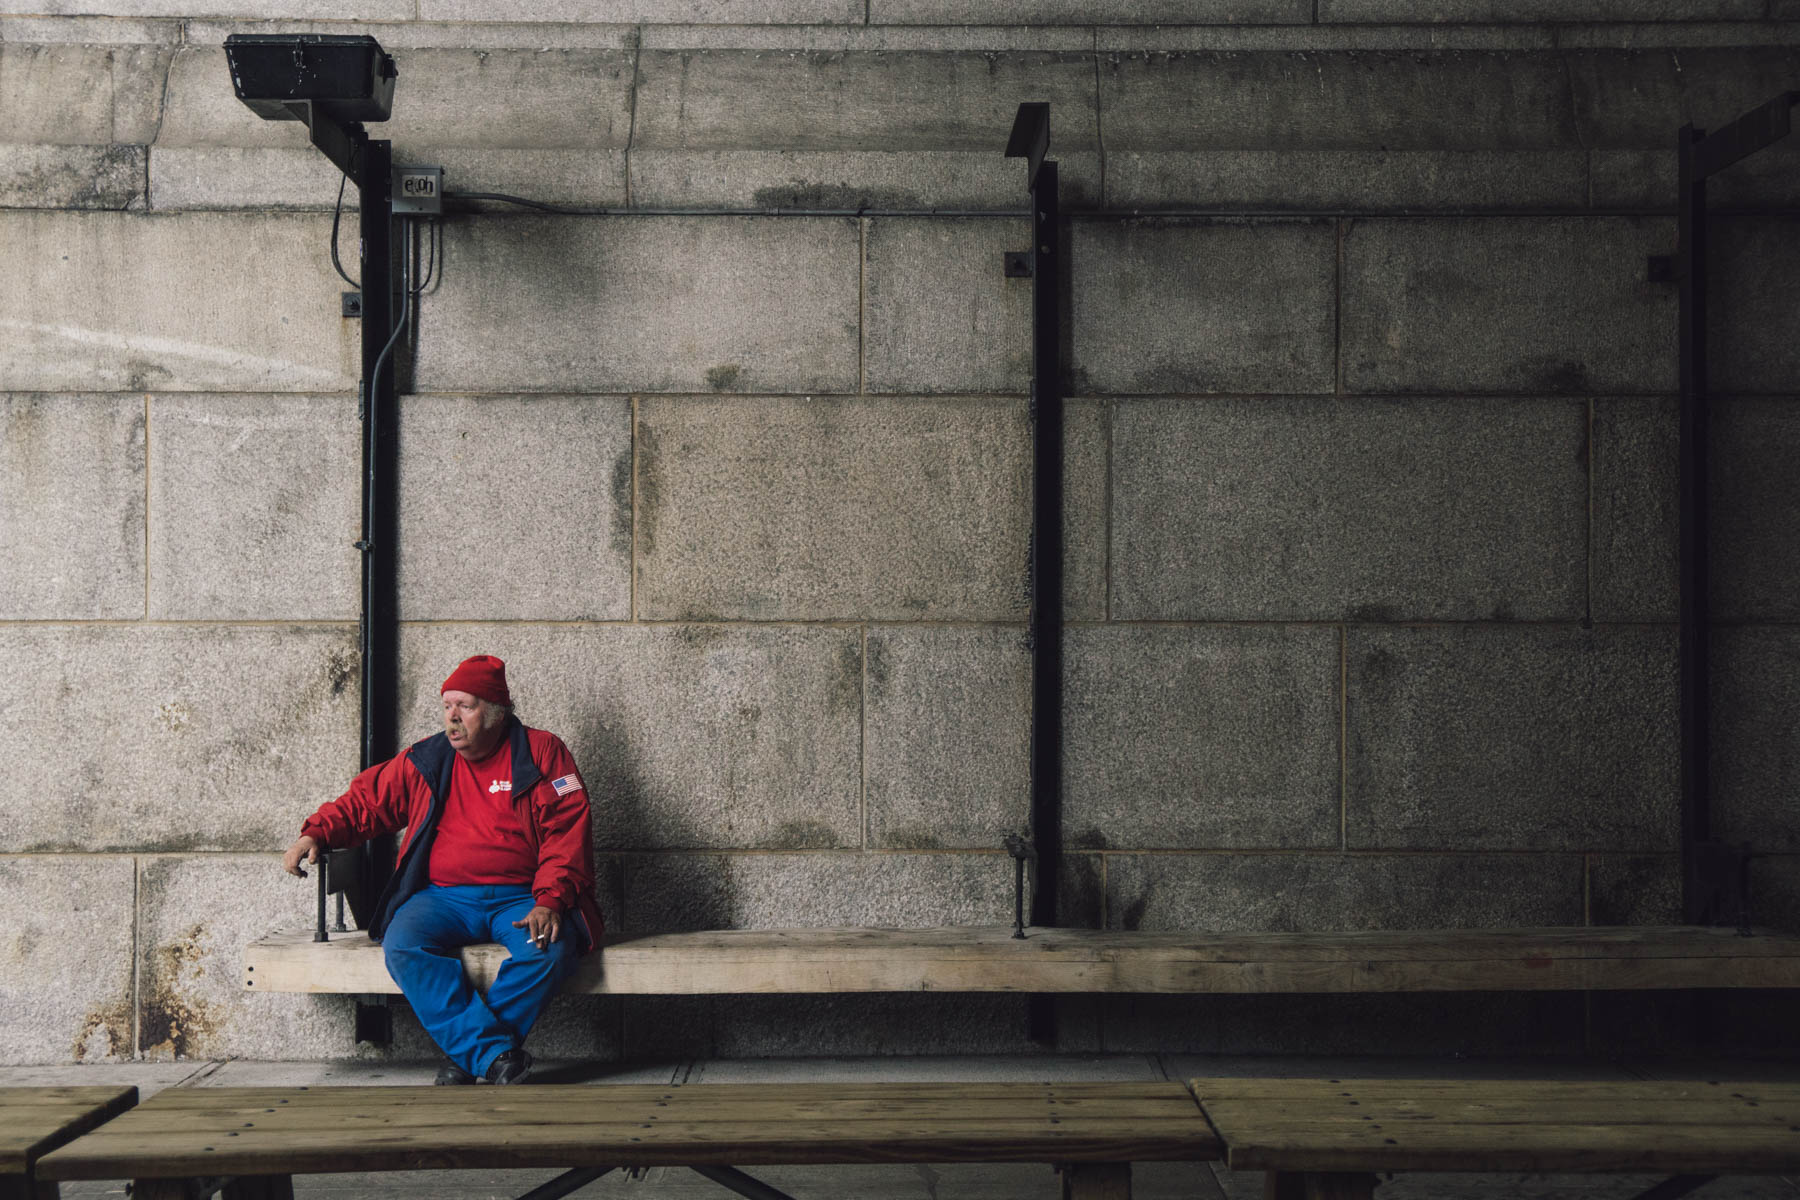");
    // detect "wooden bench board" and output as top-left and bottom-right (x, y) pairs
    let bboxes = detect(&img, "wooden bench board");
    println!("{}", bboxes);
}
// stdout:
(0, 1086), (137, 1175)
(37, 1082), (1222, 1180)
(243, 924), (1800, 996)
(1191, 1077), (1800, 1174)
